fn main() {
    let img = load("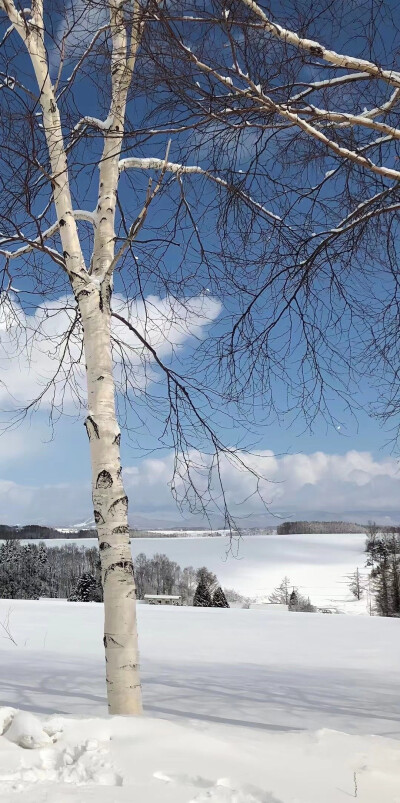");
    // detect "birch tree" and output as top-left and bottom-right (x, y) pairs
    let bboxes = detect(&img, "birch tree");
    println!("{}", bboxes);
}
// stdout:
(0, 0), (148, 715)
